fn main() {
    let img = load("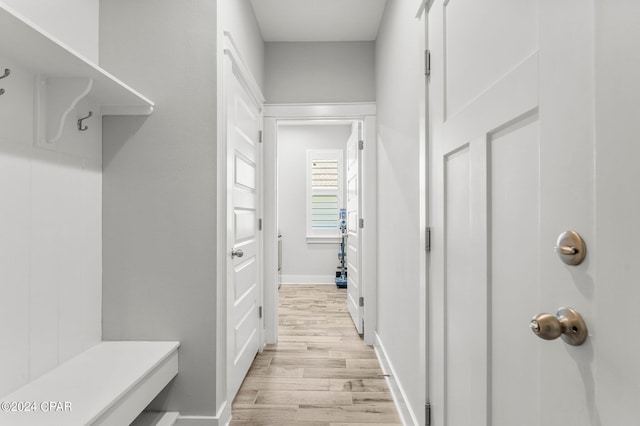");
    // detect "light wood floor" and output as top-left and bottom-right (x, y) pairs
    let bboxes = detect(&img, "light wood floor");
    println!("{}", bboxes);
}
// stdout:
(230, 284), (402, 426)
